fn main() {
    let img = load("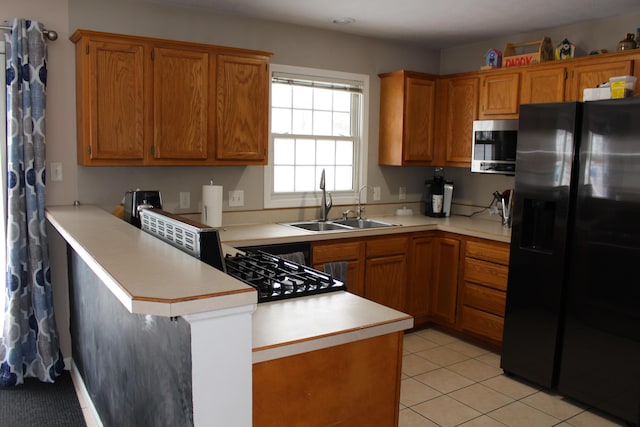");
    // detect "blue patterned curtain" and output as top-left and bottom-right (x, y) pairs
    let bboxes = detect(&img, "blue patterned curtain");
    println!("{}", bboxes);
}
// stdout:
(0, 18), (63, 386)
